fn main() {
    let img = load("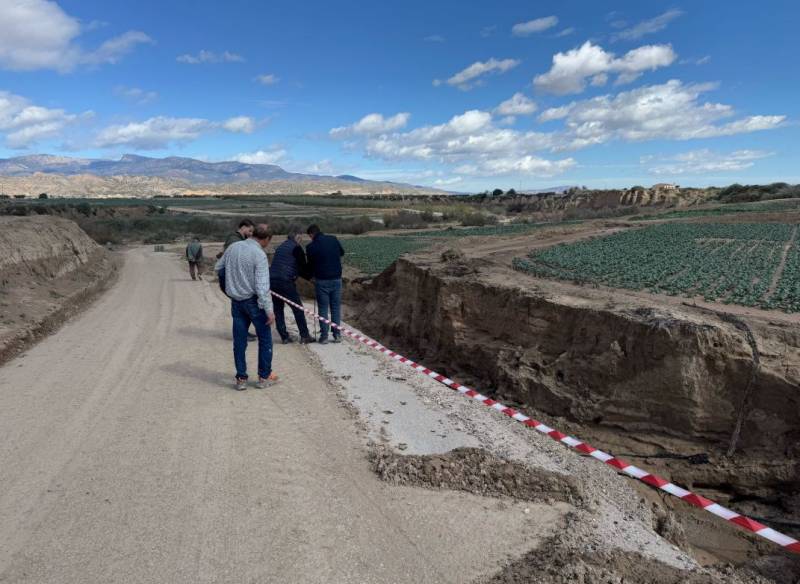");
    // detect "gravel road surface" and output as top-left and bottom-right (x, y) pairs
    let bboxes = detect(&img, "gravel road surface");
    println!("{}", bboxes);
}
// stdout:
(0, 247), (563, 584)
